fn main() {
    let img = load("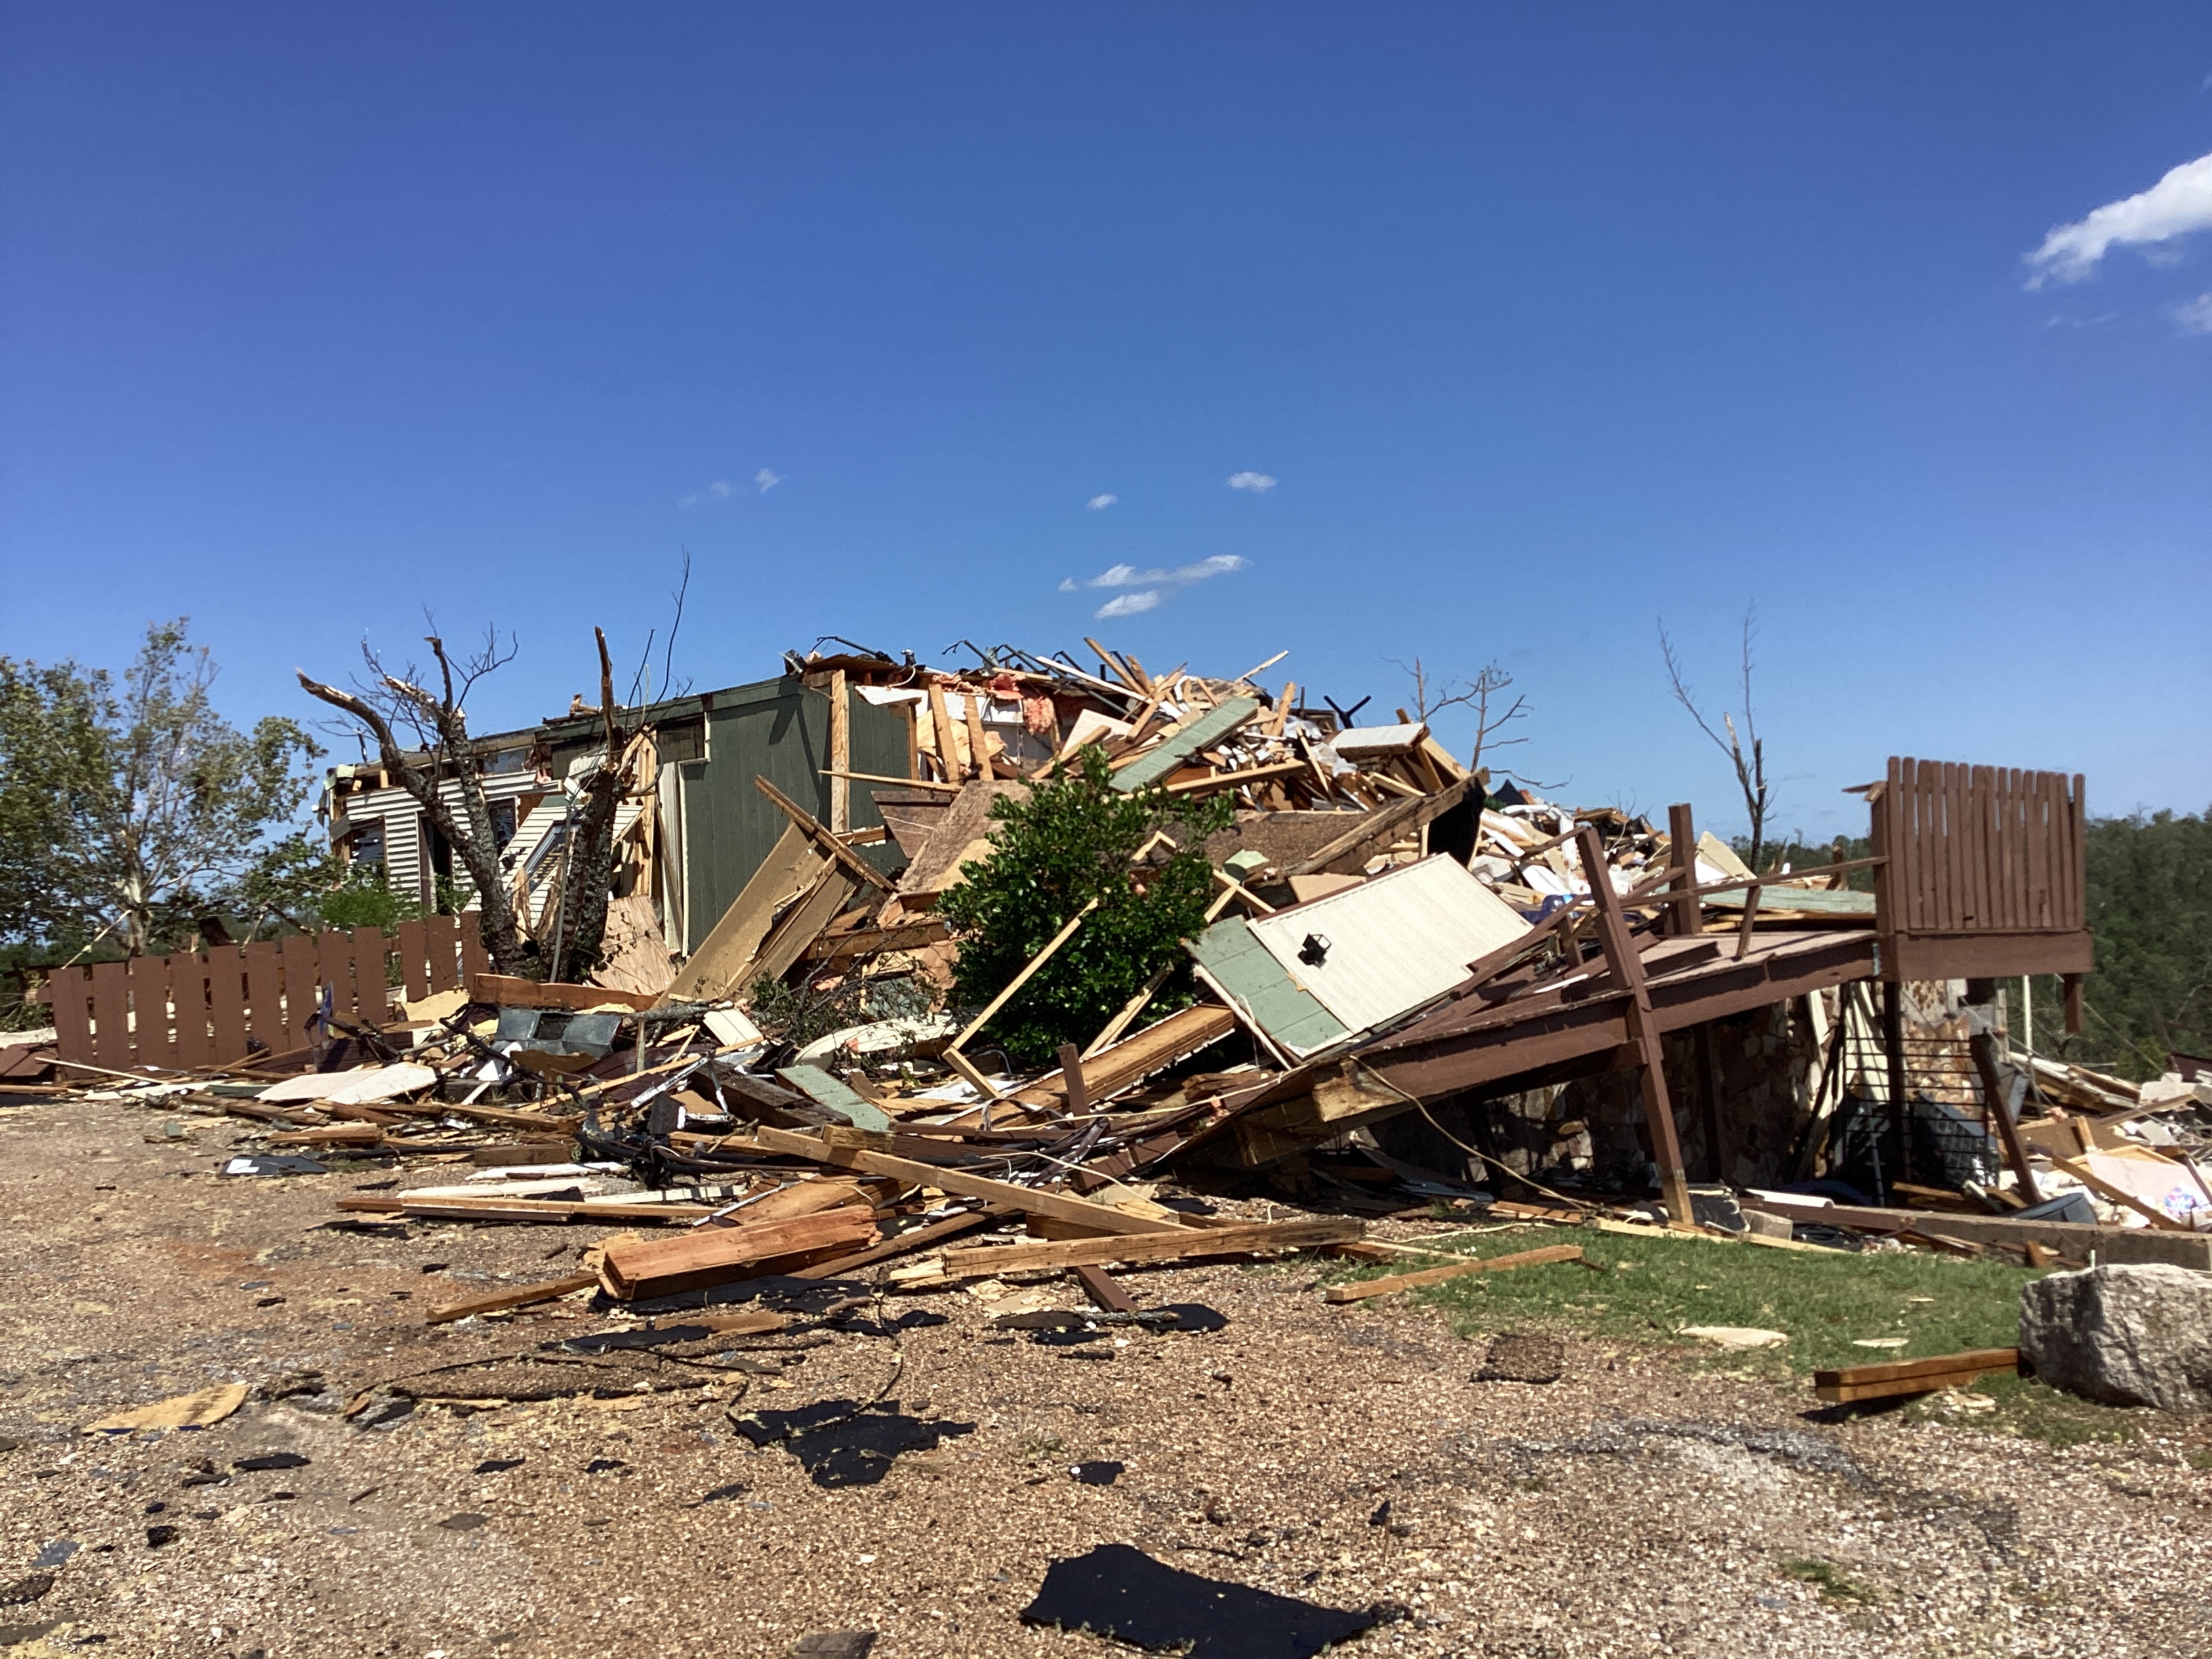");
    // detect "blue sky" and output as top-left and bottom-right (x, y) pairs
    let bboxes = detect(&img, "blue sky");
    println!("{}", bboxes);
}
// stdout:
(3, 3), (2209, 841)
